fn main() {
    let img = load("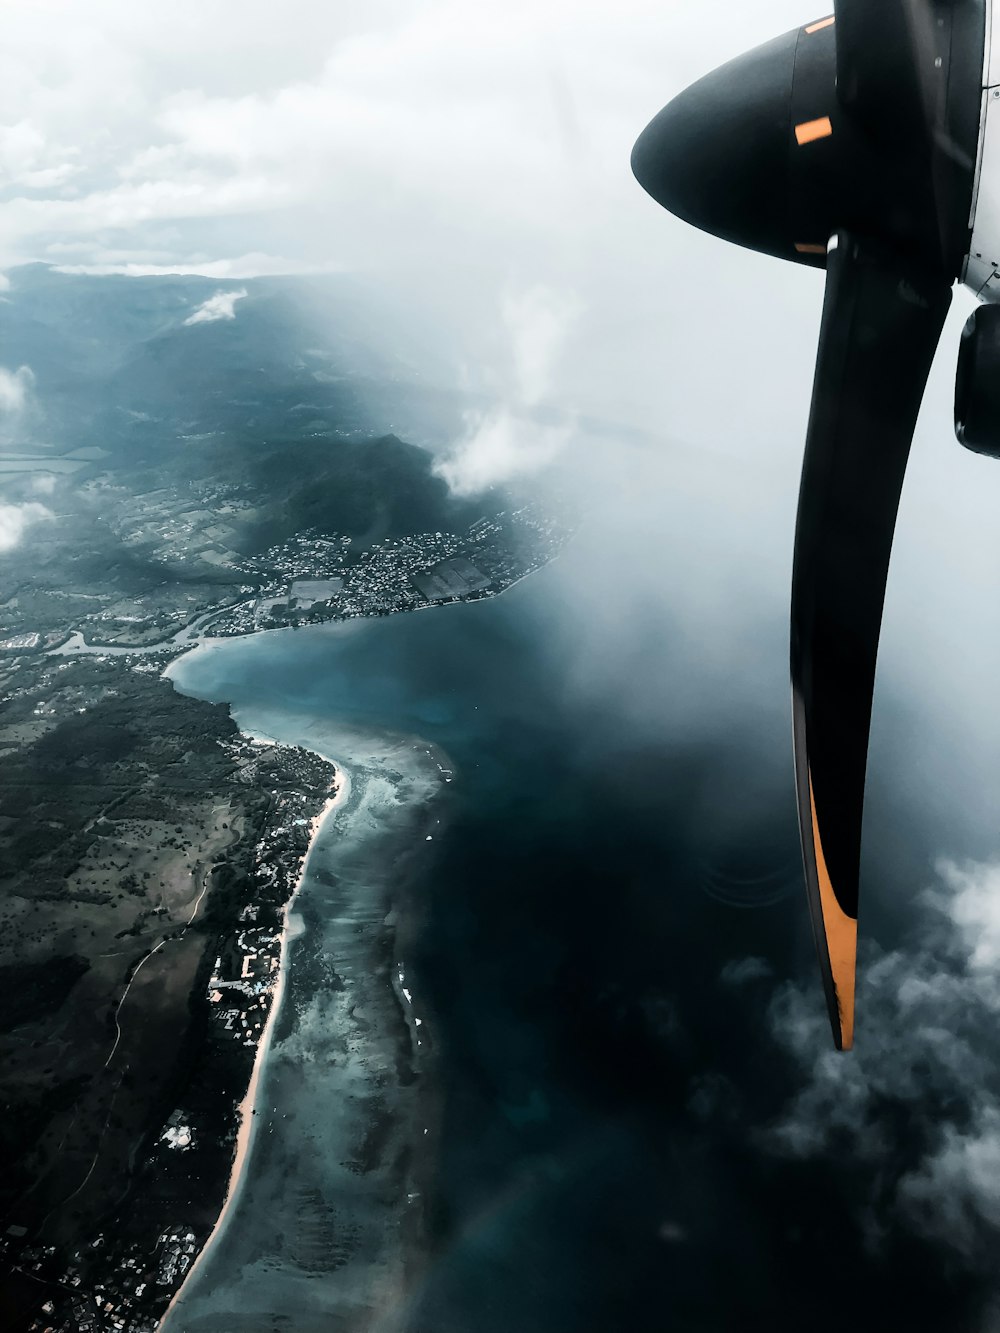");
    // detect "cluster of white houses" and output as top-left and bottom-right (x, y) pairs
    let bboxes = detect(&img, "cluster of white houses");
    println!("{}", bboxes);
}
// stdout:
(207, 928), (281, 1047)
